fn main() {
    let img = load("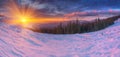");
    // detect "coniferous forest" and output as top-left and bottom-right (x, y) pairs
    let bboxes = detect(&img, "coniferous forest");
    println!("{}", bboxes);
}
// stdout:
(31, 15), (120, 34)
